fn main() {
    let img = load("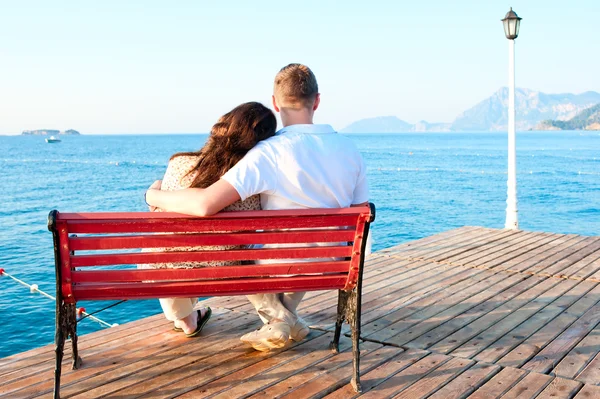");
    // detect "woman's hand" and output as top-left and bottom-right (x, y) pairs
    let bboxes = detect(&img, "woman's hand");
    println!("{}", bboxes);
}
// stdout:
(146, 180), (163, 211)
(149, 180), (162, 190)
